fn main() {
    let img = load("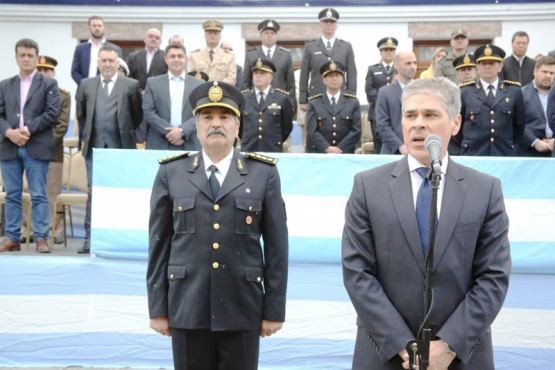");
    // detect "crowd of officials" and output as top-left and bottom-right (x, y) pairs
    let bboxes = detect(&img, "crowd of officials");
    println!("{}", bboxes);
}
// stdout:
(0, 6), (543, 370)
